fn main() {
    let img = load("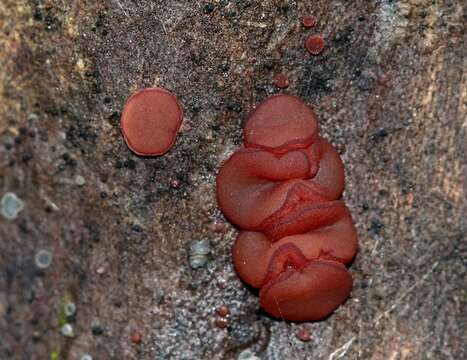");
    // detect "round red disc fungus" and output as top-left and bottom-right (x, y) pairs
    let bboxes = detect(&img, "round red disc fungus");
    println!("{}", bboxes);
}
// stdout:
(216, 94), (358, 322)
(120, 87), (183, 156)
(302, 14), (317, 28)
(274, 73), (290, 89)
(305, 35), (325, 55)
